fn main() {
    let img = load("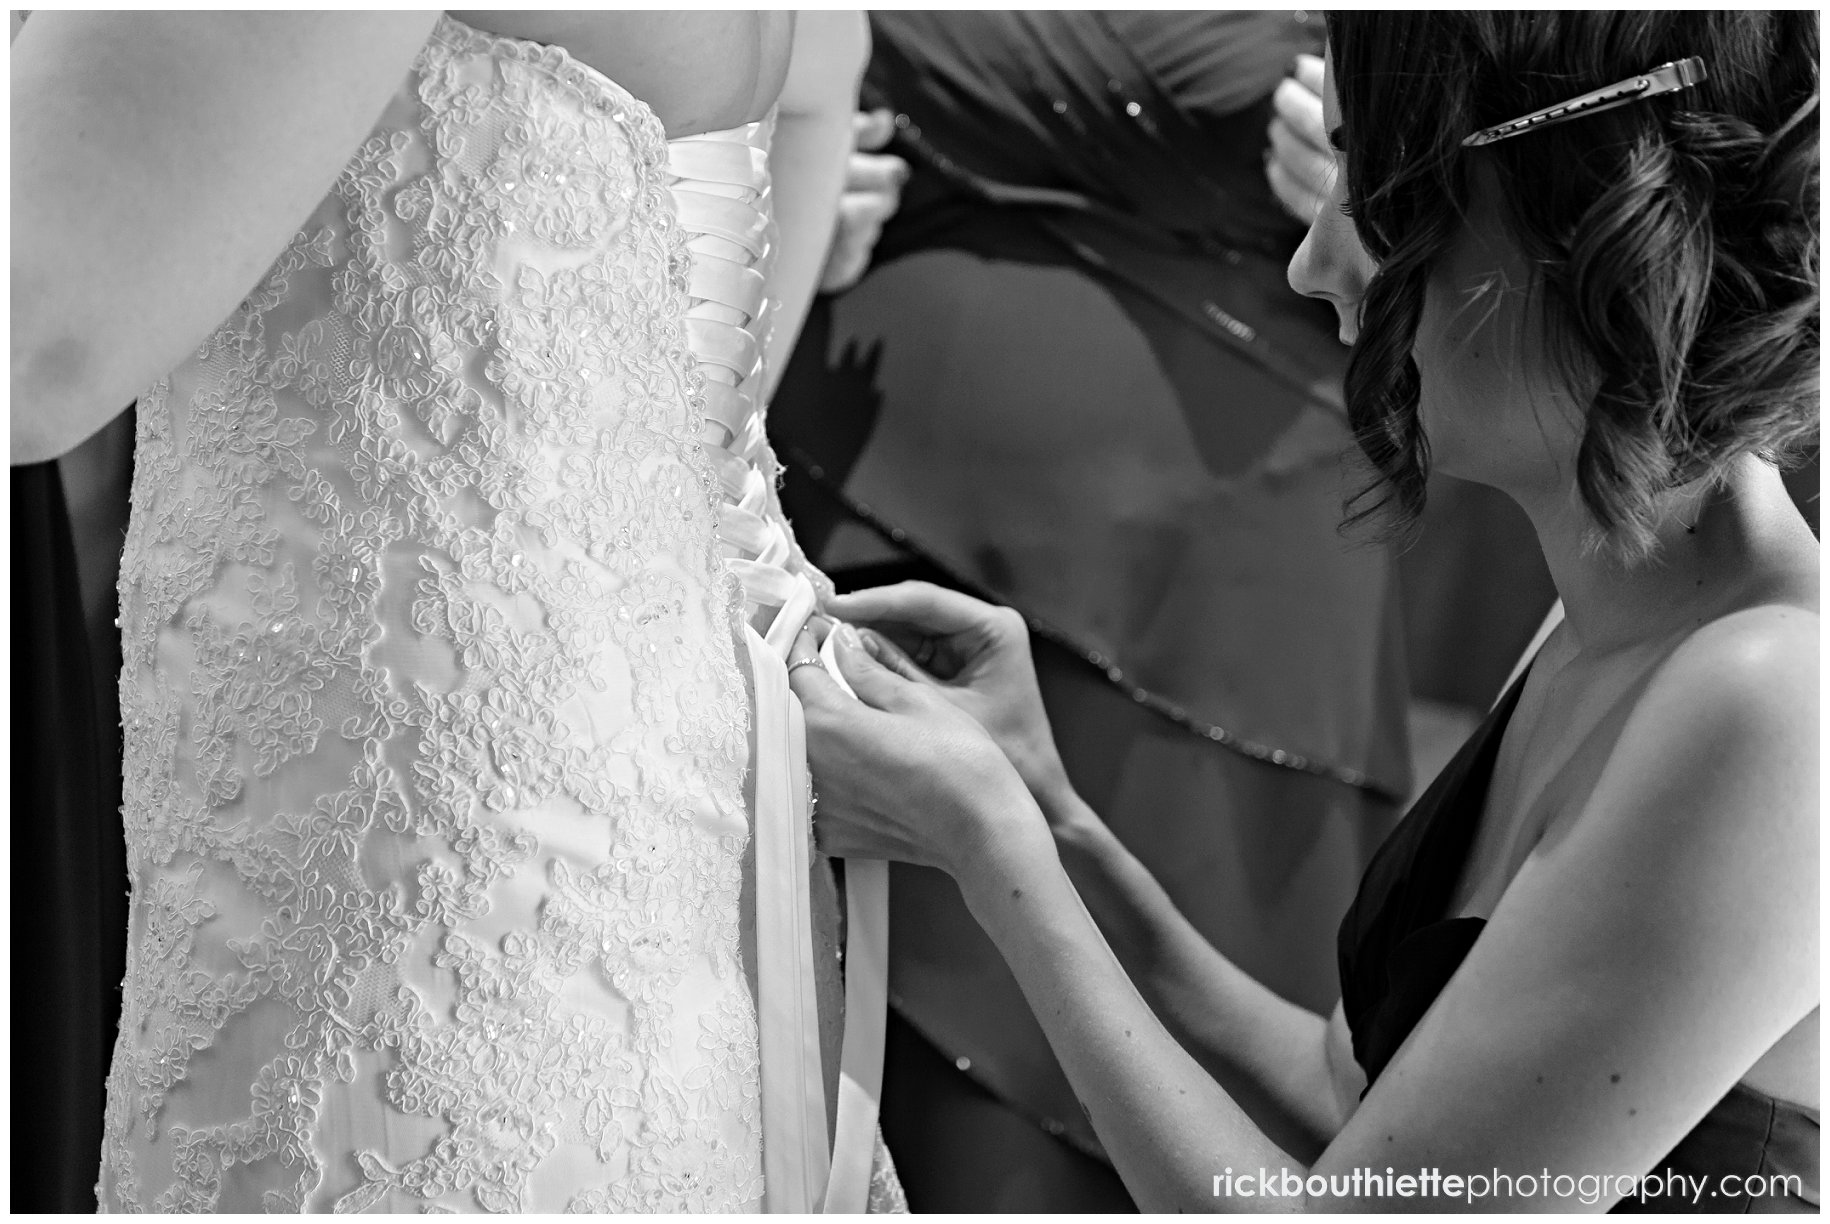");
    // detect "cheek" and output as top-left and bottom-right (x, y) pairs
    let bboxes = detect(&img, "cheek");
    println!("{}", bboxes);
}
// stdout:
(1408, 276), (1503, 456)
(1413, 261), (1530, 411)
